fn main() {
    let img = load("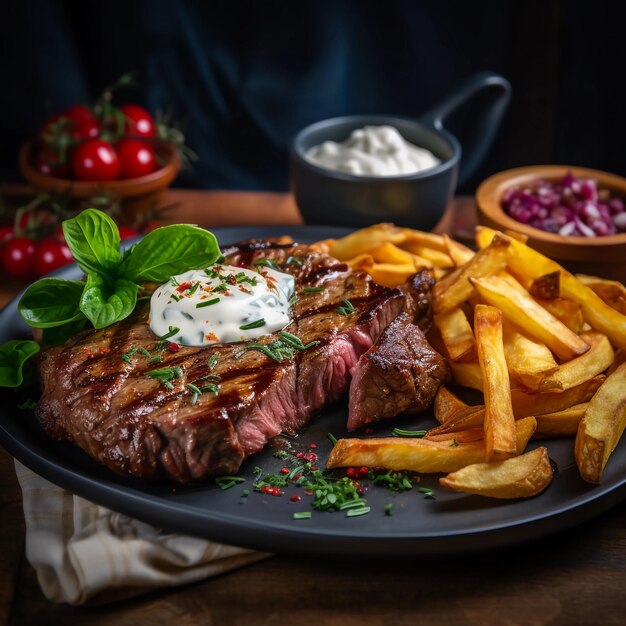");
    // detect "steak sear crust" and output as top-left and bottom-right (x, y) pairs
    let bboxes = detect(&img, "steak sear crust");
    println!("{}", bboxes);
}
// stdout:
(347, 312), (450, 432)
(37, 241), (404, 482)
